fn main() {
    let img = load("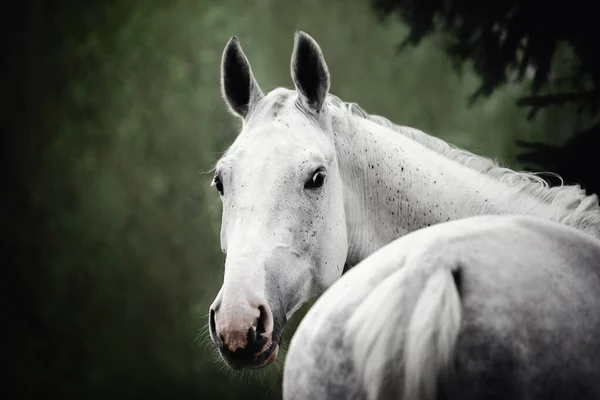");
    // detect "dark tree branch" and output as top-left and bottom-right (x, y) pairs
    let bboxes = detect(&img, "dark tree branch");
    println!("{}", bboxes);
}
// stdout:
(372, 0), (599, 116)
(516, 91), (599, 120)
